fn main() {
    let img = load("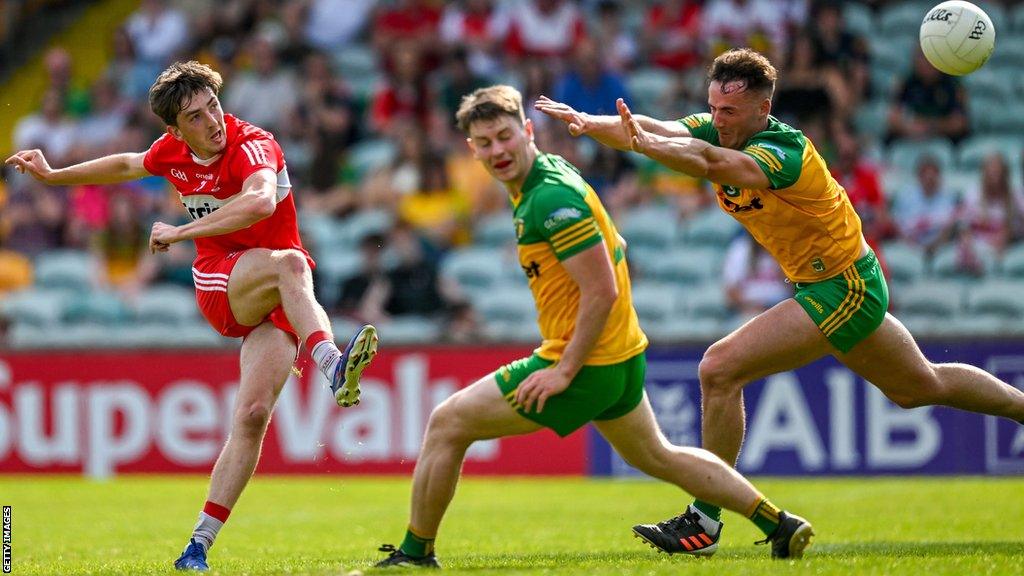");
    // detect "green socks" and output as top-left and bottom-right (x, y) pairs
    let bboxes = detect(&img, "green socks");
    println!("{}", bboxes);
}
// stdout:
(692, 500), (722, 522)
(399, 527), (435, 558)
(748, 497), (782, 537)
